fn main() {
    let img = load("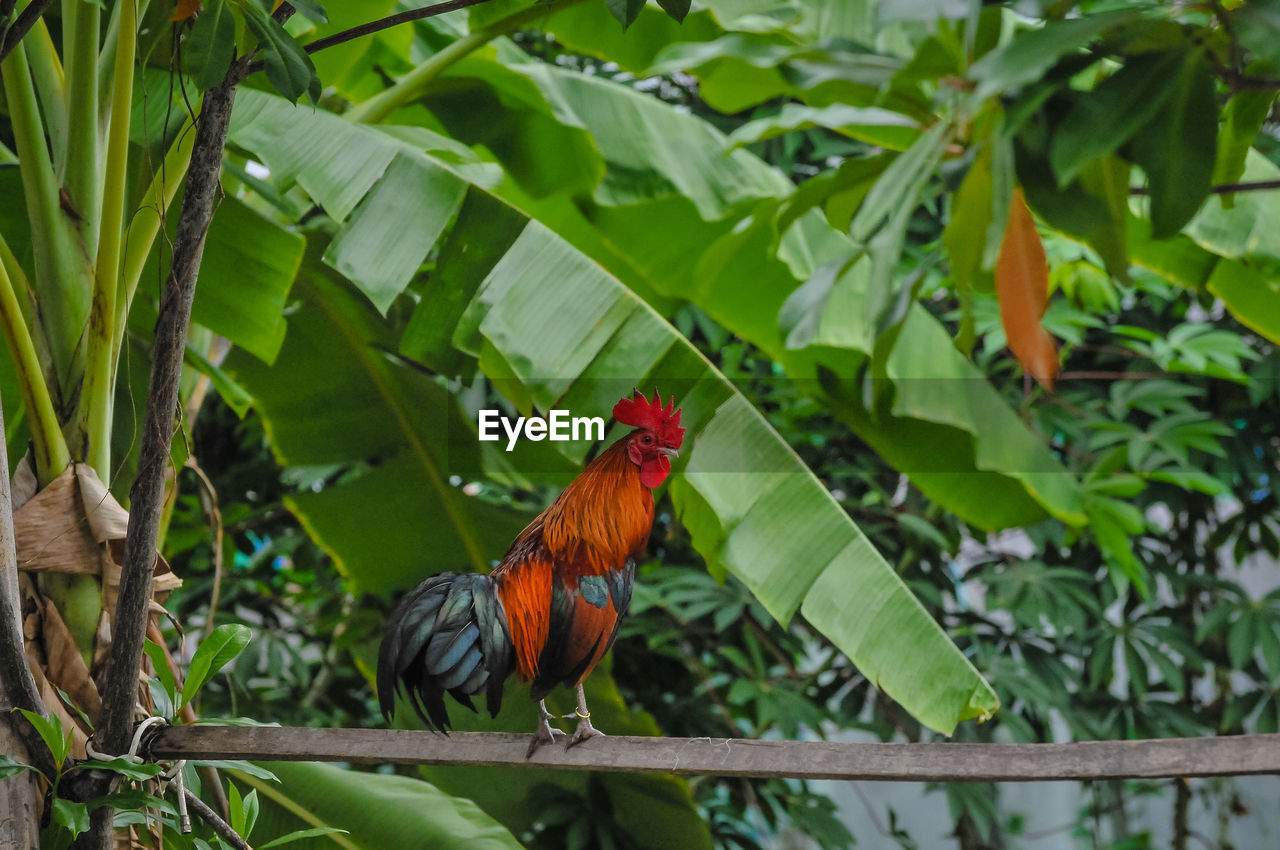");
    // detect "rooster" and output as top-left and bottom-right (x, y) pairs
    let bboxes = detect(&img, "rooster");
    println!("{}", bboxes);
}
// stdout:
(377, 390), (684, 753)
